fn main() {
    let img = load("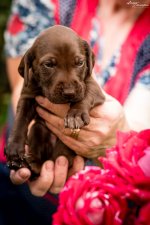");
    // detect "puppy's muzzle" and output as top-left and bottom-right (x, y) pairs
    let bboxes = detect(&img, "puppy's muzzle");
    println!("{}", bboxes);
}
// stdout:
(62, 88), (76, 98)
(44, 80), (85, 103)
